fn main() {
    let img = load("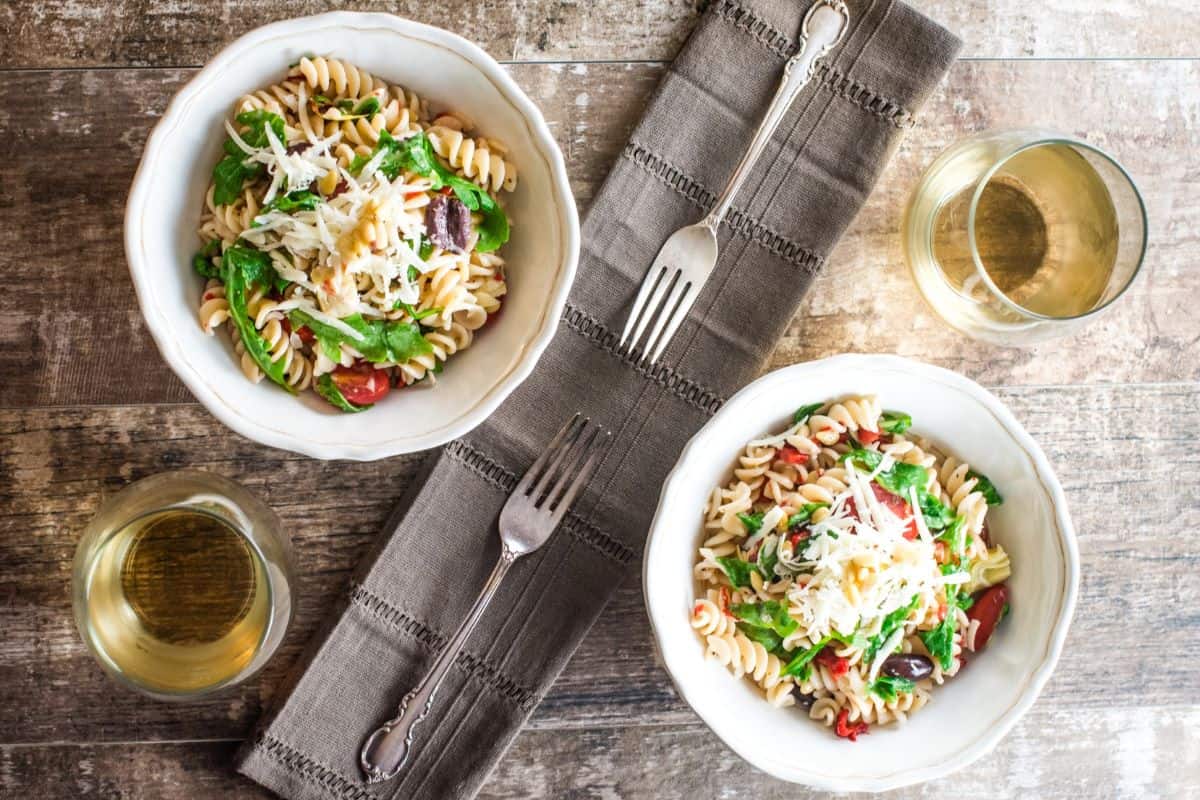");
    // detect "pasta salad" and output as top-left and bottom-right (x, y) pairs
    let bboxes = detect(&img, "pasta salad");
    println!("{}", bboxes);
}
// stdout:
(194, 57), (514, 412)
(692, 396), (1011, 740)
